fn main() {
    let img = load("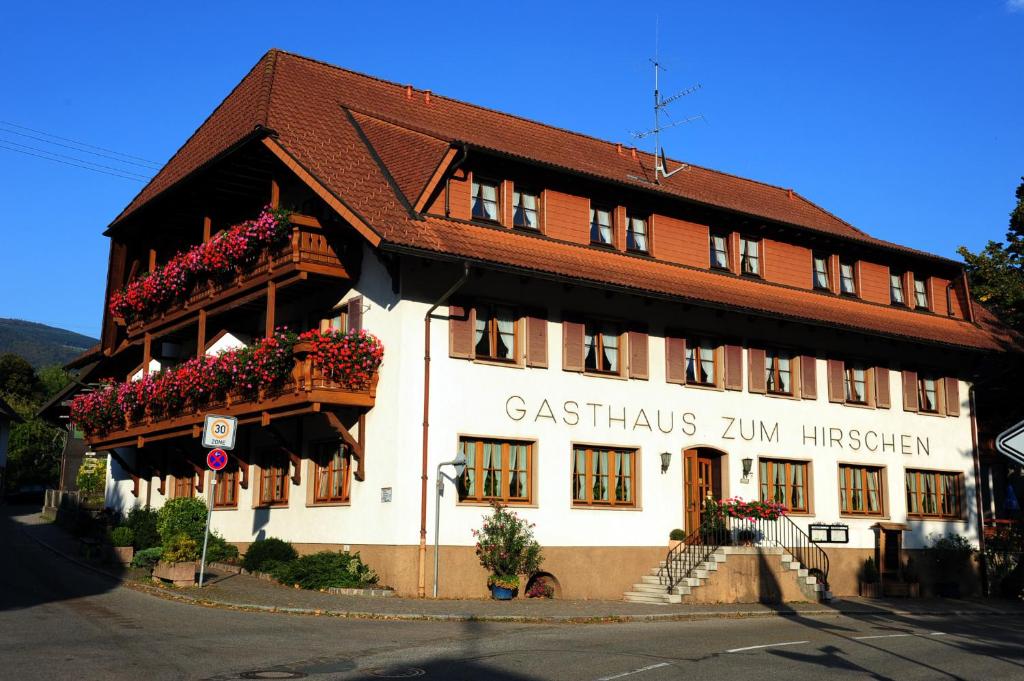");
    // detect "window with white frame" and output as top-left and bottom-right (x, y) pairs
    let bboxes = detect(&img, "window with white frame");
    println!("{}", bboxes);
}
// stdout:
(913, 276), (929, 309)
(686, 339), (717, 386)
(710, 233), (729, 270)
(766, 350), (793, 395)
(890, 273), (906, 305)
(740, 237), (761, 276)
(813, 255), (830, 290)
(590, 206), (613, 245)
(471, 178), (499, 221)
(626, 215), (649, 253)
(840, 260), (857, 295)
(512, 189), (539, 229)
